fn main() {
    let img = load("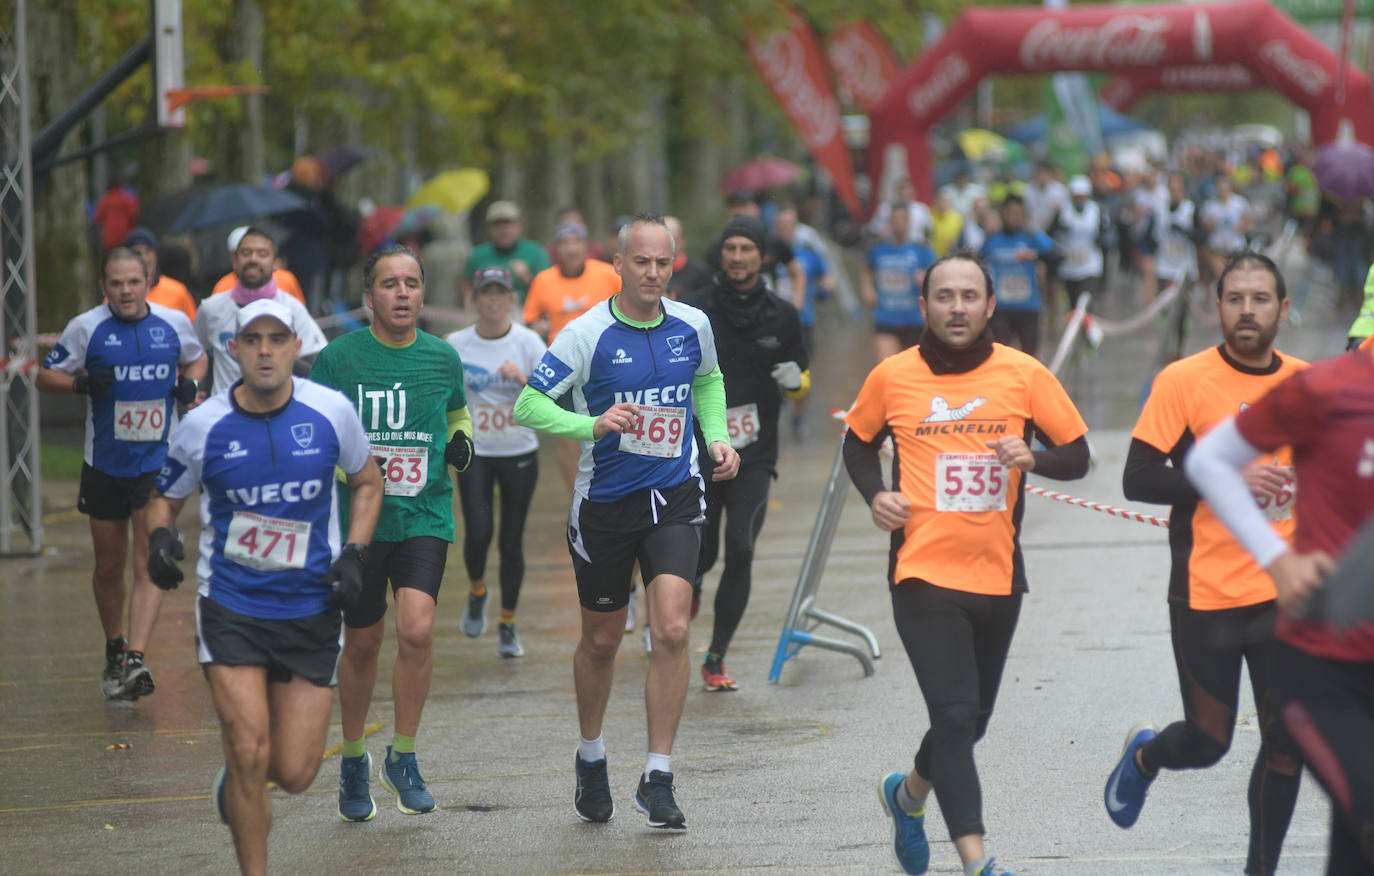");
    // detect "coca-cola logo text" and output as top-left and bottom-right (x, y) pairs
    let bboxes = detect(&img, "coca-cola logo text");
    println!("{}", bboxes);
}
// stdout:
(907, 53), (971, 121)
(1020, 15), (1170, 70)
(1259, 40), (1330, 96)
(827, 29), (892, 109)
(751, 28), (839, 150)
